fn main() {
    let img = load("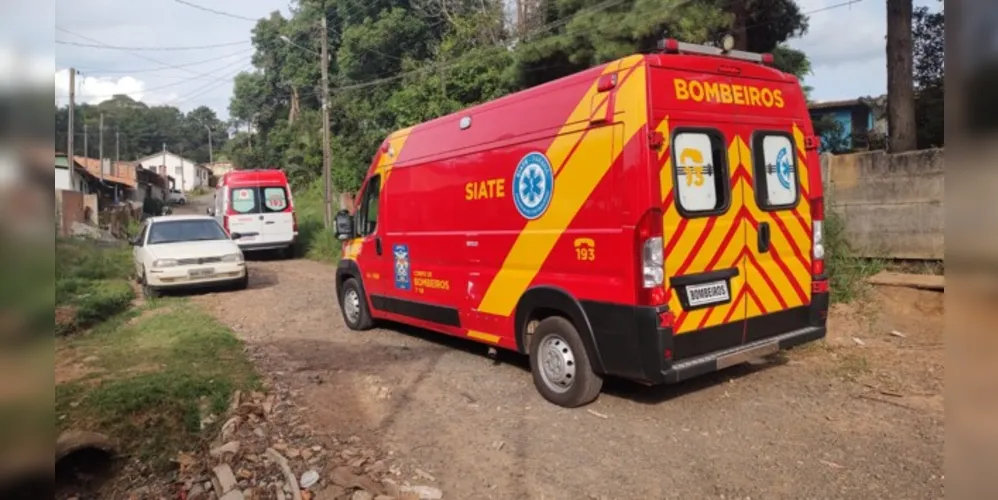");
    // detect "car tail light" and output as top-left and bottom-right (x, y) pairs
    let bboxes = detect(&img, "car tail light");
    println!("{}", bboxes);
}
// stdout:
(223, 214), (230, 234)
(811, 197), (825, 278)
(636, 208), (666, 306)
